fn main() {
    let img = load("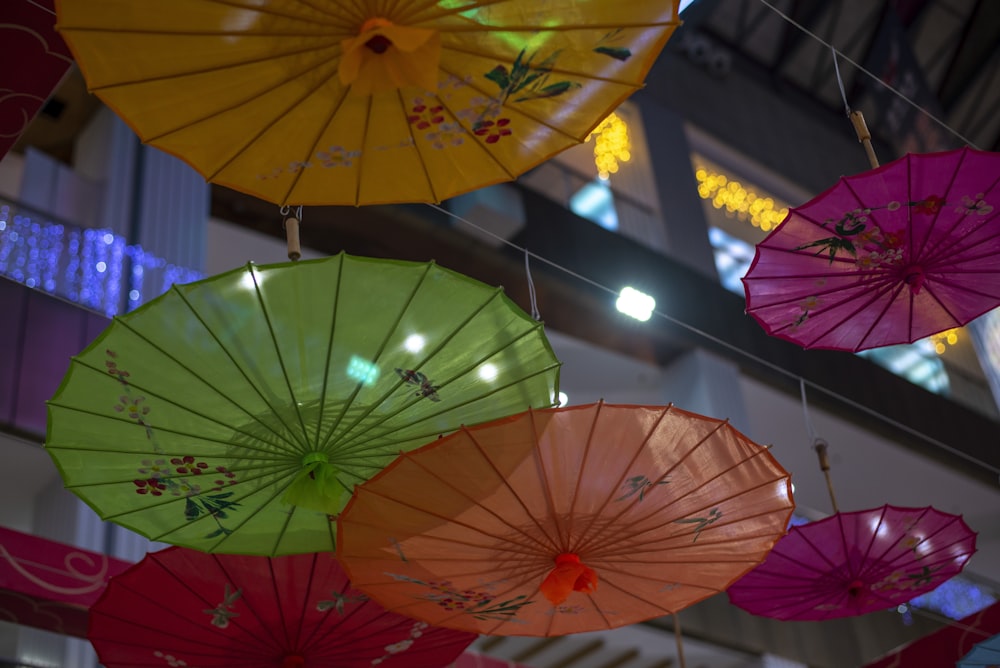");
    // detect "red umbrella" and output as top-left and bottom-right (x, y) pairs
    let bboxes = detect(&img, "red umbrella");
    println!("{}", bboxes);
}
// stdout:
(727, 504), (977, 621)
(863, 600), (1000, 668)
(743, 147), (1000, 351)
(88, 547), (476, 667)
